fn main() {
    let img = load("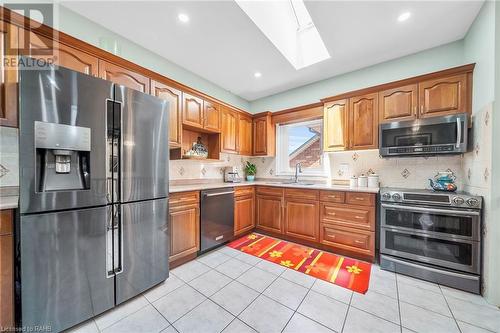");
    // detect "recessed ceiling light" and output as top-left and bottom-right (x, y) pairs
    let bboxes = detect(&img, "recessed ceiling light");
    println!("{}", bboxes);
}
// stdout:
(178, 13), (189, 23)
(254, 72), (262, 78)
(398, 12), (411, 22)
